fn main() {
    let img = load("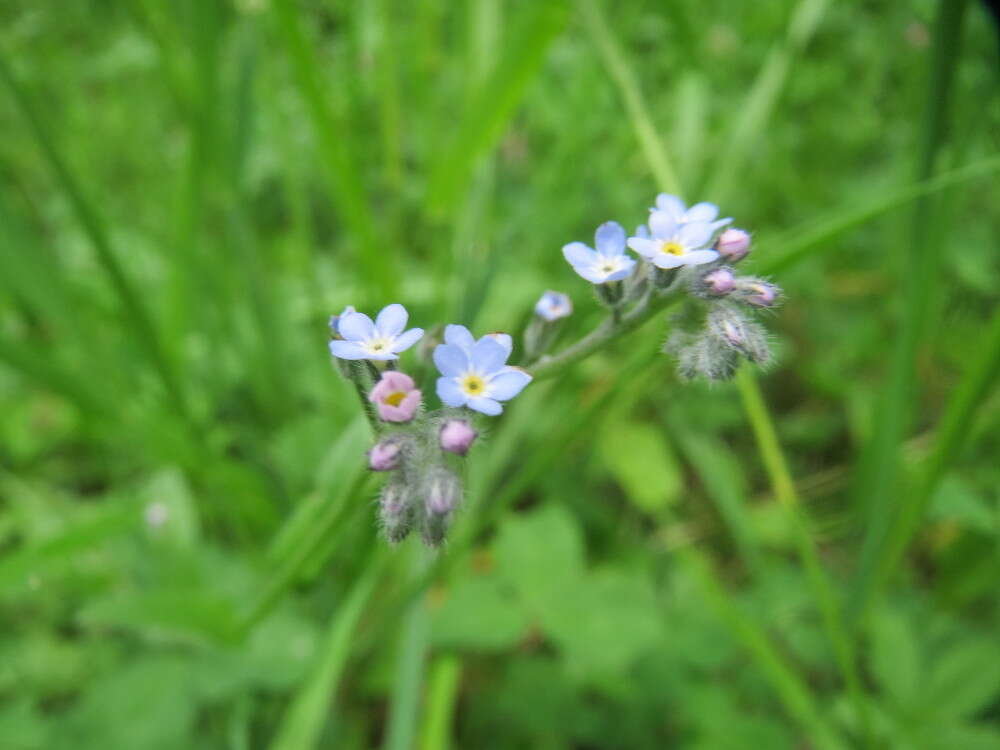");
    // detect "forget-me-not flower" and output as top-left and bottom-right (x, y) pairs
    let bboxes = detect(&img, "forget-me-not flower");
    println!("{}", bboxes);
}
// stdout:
(562, 221), (636, 284)
(627, 210), (720, 270)
(434, 325), (531, 415)
(534, 290), (572, 321)
(652, 194), (732, 232)
(329, 303), (424, 360)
